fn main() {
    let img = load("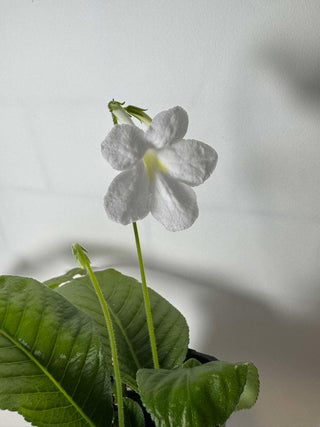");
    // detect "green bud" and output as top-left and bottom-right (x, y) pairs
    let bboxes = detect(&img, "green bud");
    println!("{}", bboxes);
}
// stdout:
(72, 243), (90, 269)
(125, 105), (152, 126)
(108, 99), (134, 125)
